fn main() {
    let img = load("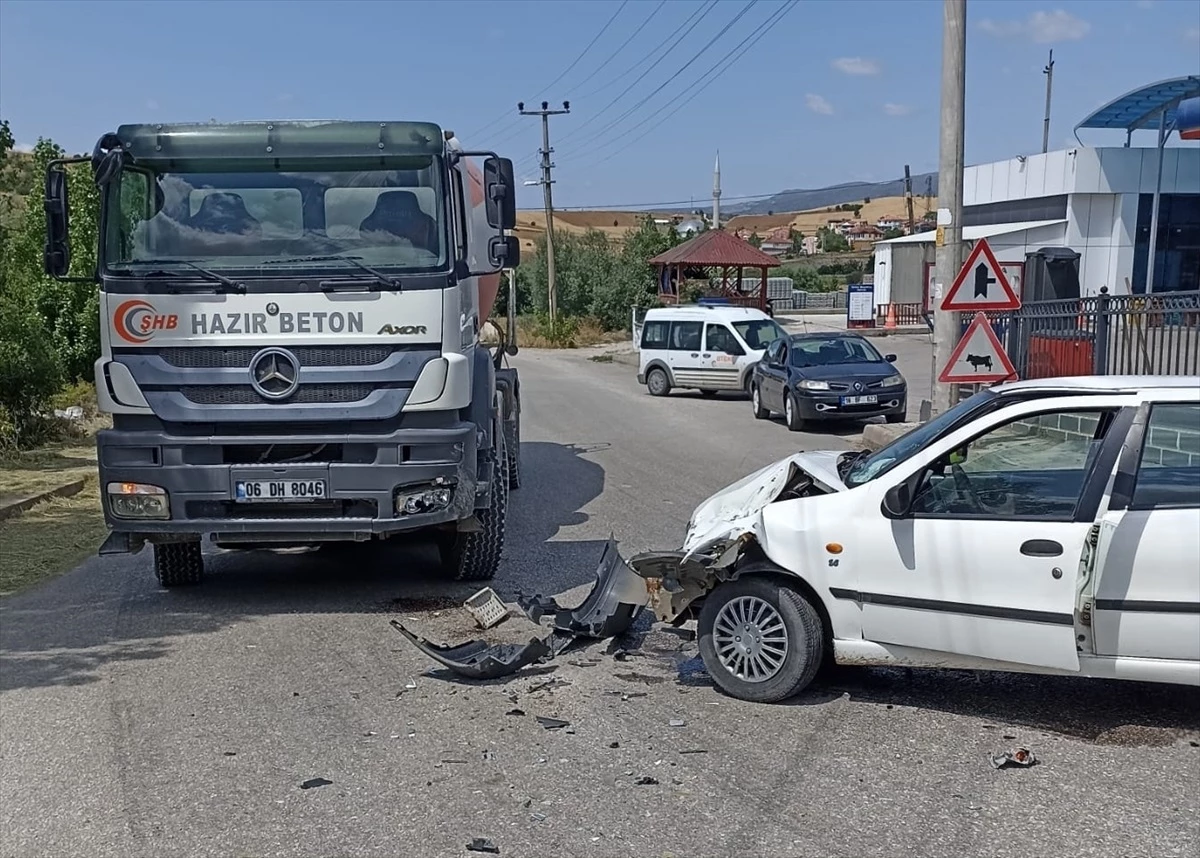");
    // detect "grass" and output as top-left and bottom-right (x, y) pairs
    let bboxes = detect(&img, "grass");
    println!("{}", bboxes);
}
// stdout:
(0, 443), (98, 506)
(0, 479), (108, 597)
(482, 315), (627, 350)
